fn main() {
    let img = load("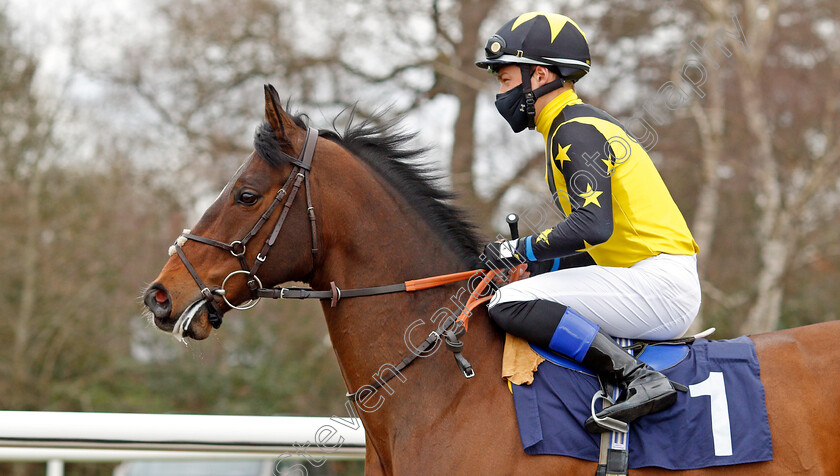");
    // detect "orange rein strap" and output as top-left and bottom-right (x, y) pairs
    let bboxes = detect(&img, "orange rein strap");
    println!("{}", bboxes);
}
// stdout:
(449, 264), (526, 331)
(260, 265), (526, 317)
(404, 270), (484, 291)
